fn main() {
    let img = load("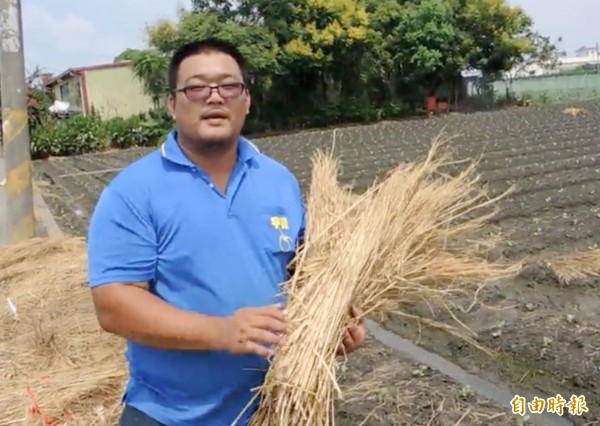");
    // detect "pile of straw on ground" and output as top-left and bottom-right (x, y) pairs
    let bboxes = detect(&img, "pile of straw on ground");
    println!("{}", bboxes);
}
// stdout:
(1, 136), (518, 426)
(246, 138), (521, 425)
(0, 237), (125, 425)
(546, 248), (600, 285)
(563, 107), (588, 117)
